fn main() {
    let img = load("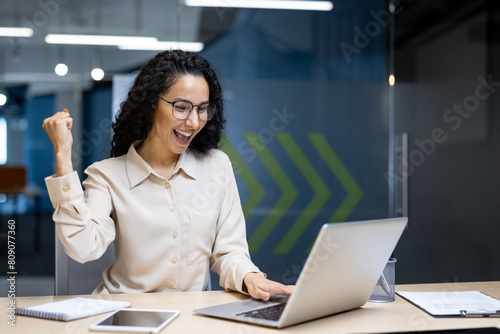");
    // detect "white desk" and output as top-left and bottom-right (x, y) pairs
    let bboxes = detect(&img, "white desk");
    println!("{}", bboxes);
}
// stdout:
(2, 281), (499, 333)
